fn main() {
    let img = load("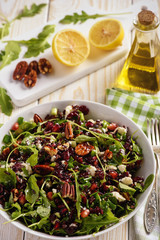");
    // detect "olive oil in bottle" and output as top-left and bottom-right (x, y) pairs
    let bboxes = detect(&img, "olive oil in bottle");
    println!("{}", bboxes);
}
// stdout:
(115, 10), (160, 94)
